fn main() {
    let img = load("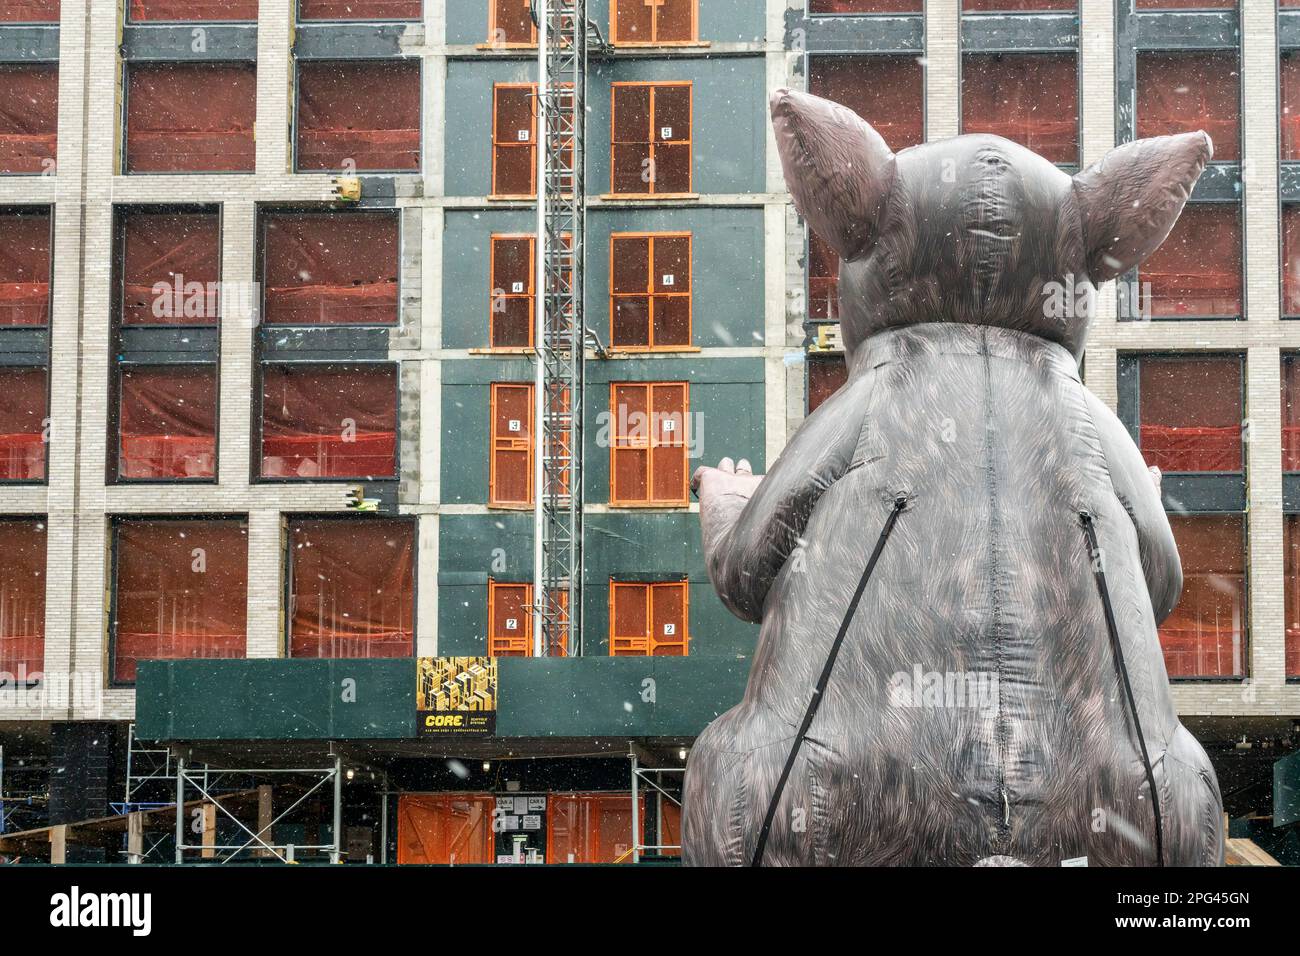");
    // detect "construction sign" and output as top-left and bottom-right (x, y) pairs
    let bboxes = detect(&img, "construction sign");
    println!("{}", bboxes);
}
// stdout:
(416, 657), (498, 736)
